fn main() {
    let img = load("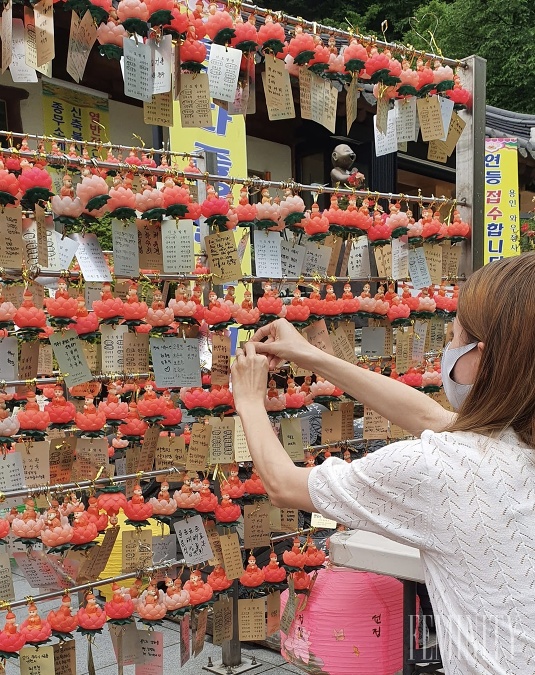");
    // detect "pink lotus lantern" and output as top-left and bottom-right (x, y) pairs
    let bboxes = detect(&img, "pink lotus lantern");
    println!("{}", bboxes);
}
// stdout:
(0, 284), (16, 327)
(387, 297), (411, 324)
(240, 554), (265, 587)
(137, 382), (167, 419)
(45, 280), (79, 323)
(201, 186), (230, 230)
(164, 577), (191, 612)
(105, 583), (135, 622)
(235, 290), (260, 326)
(446, 209), (471, 242)
(287, 27), (316, 65)
(279, 191), (306, 231)
(184, 570), (213, 606)
(18, 166), (53, 207)
(280, 567), (405, 675)
(0, 518), (10, 542)
(14, 288), (46, 330)
(48, 596), (78, 635)
(173, 482), (201, 510)
(45, 385), (77, 426)
(204, 2), (234, 42)
(146, 289), (174, 329)
(235, 188), (257, 227)
(231, 14), (258, 52)
(283, 538), (306, 569)
(123, 484), (153, 523)
(195, 481), (218, 513)
(207, 566), (232, 592)
(121, 282), (148, 323)
(119, 402), (148, 438)
(220, 463), (245, 499)
(86, 496), (109, 532)
(210, 384), (234, 413)
(10, 503), (43, 543)
(77, 593), (107, 633)
(256, 189), (281, 231)
(181, 387), (214, 415)
(136, 183), (165, 220)
(263, 552), (287, 584)
(160, 391), (183, 427)
(257, 283), (283, 317)
(20, 604), (52, 644)
(168, 284), (197, 319)
(0, 611), (26, 653)
(203, 292), (232, 327)
(244, 466), (267, 495)
(96, 20), (127, 49)
(0, 395), (19, 441)
(343, 39), (368, 74)
(258, 14), (286, 54)
(71, 505), (99, 546)
(17, 392), (50, 434)
(73, 295), (100, 336)
(181, 36), (207, 70)
(215, 494), (241, 523)
(92, 282), (123, 323)
(0, 170), (19, 207)
(149, 481), (177, 516)
(75, 396), (107, 433)
(367, 213), (393, 247)
(40, 508), (73, 548)
(137, 581), (167, 622)
(97, 489), (127, 517)
(304, 204), (330, 238)
(98, 384), (128, 424)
